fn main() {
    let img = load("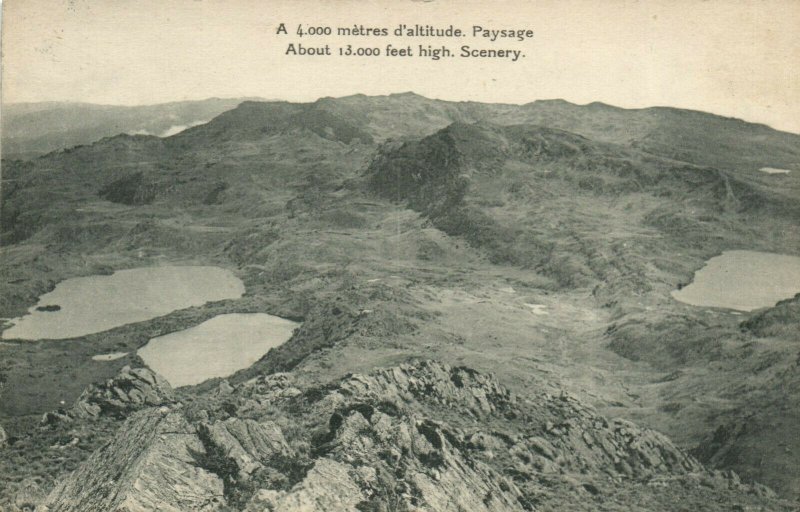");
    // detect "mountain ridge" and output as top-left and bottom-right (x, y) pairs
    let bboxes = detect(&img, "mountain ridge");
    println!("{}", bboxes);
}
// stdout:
(1, 92), (799, 509)
(7, 93), (800, 171)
